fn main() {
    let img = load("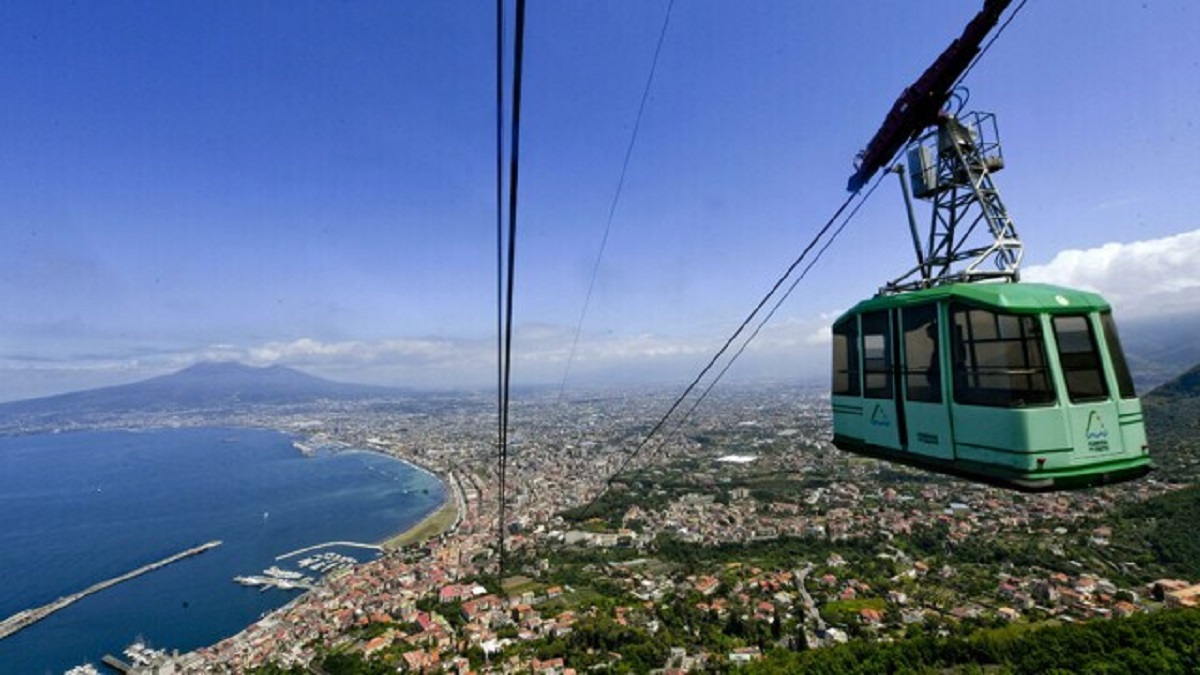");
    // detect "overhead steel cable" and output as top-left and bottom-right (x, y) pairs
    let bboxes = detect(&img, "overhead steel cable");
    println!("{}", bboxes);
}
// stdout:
(494, 0), (506, 570)
(497, 0), (527, 576)
(639, 173), (888, 469)
(952, 0), (1029, 92)
(558, 0), (677, 400)
(578, 187), (866, 516)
